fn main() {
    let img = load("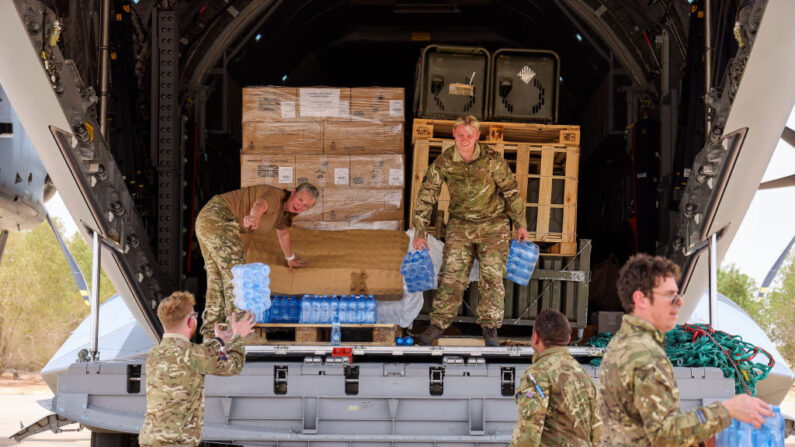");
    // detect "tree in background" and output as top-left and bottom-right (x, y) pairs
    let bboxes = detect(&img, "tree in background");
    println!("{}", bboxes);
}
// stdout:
(0, 219), (116, 371)
(717, 263), (766, 327)
(719, 260), (795, 367)
(760, 254), (795, 366)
